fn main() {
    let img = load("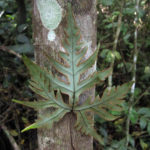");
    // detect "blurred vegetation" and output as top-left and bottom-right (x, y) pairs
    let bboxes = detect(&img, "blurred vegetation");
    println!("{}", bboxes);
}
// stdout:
(0, 0), (150, 150)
